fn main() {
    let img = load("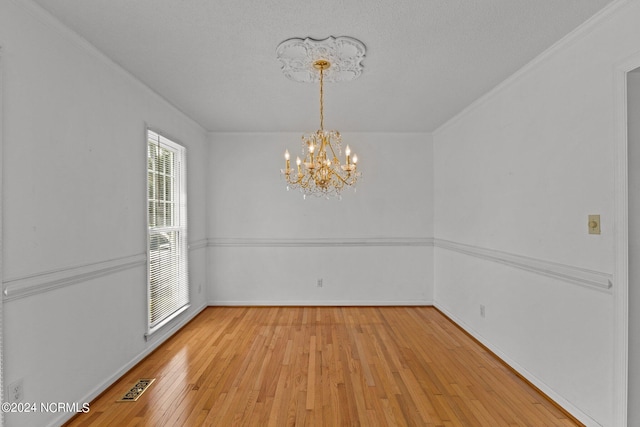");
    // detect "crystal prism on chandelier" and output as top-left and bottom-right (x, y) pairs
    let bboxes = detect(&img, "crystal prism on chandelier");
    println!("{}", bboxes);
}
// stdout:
(281, 59), (361, 199)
